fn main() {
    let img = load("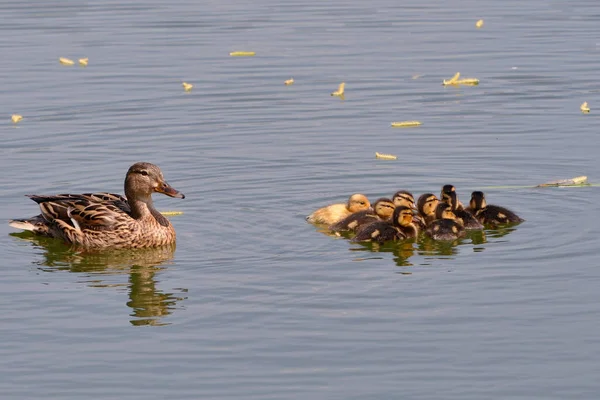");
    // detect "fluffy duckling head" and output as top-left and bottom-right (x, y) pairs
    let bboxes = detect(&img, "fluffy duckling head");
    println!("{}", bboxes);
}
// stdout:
(393, 205), (415, 227)
(434, 202), (456, 220)
(372, 198), (395, 220)
(469, 191), (486, 211)
(347, 193), (371, 213)
(417, 193), (439, 218)
(392, 190), (416, 209)
(440, 184), (459, 208)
